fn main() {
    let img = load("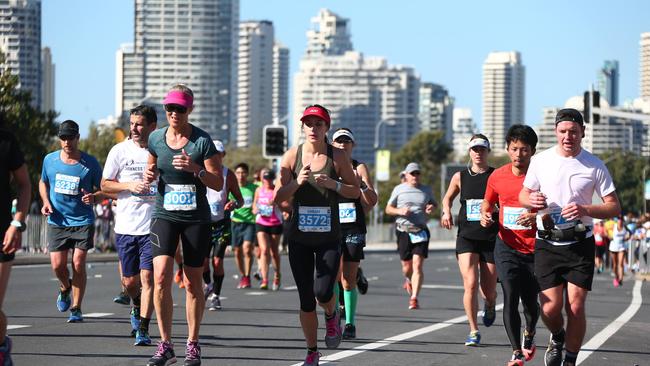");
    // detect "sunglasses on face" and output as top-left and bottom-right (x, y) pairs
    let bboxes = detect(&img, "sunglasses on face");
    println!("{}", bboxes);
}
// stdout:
(164, 104), (188, 114)
(470, 146), (487, 153)
(409, 171), (420, 176)
(60, 135), (77, 141)
(334, 138), (353, 144)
